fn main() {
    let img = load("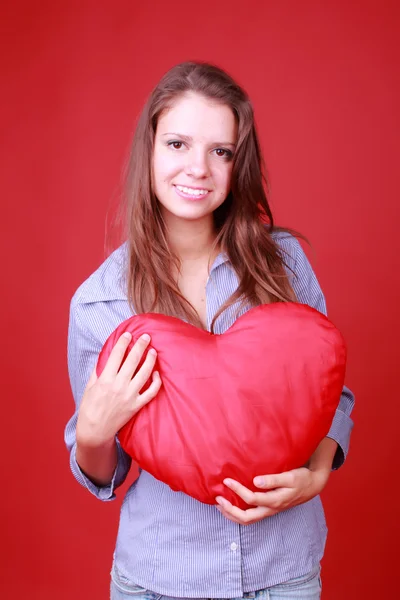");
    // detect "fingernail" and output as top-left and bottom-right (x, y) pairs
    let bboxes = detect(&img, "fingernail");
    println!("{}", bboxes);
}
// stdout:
(223, 478), (233, 487)
(215, 496), (227, 508)
(141, 334), (151, 342)
(254, 476), (265, 487)
(149, 348), (157, 355)
(122, 332), (131, 339)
